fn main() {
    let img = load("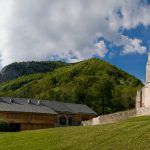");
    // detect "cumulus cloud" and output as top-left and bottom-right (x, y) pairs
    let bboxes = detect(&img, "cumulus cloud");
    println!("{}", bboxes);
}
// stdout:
(0, 0), (150, 67)
(94, 41), (108, 57)
(123, 38), (146, 54)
